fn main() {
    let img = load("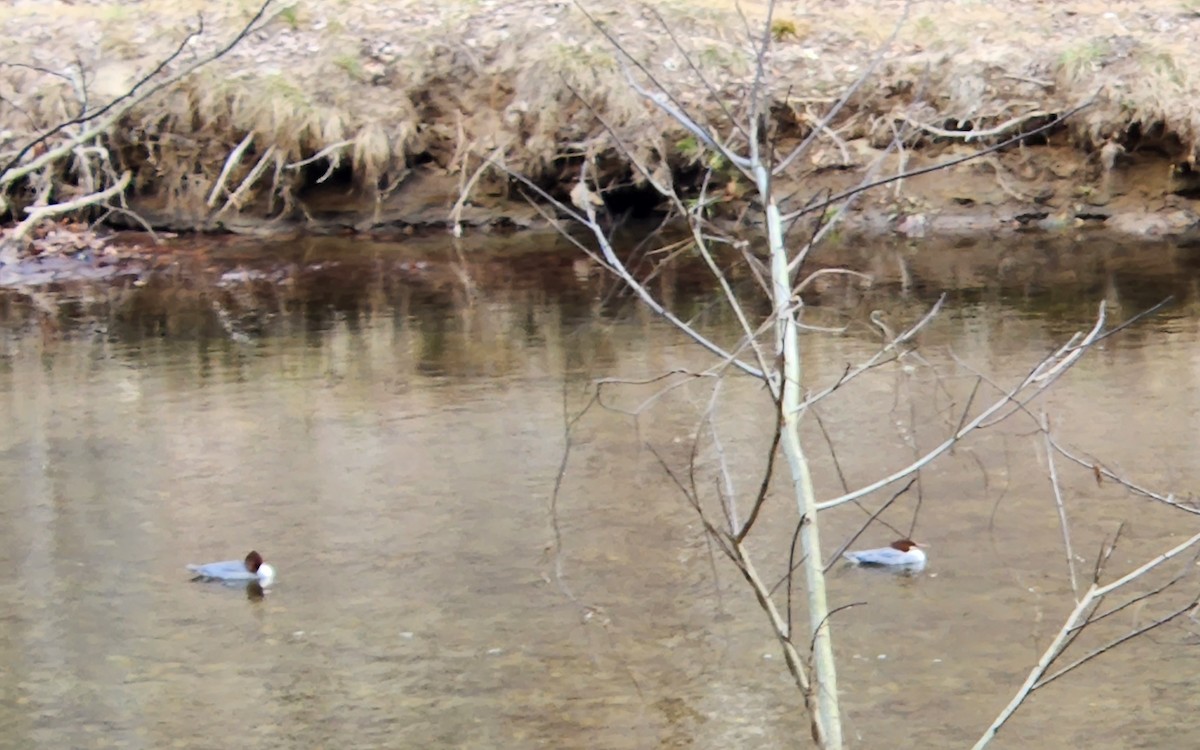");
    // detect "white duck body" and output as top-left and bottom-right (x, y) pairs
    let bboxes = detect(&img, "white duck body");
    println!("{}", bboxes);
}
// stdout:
(188, 551), (277, 587)
(843, 539), (926, 569)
